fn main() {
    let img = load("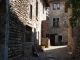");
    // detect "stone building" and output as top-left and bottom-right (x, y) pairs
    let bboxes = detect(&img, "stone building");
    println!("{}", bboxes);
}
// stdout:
(0, 0), (49, 60)
(47, 0), (68, 46)
(67, 2), (80, 60)
(67, 8), (80, 60)
(67, 7), (73, 52)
